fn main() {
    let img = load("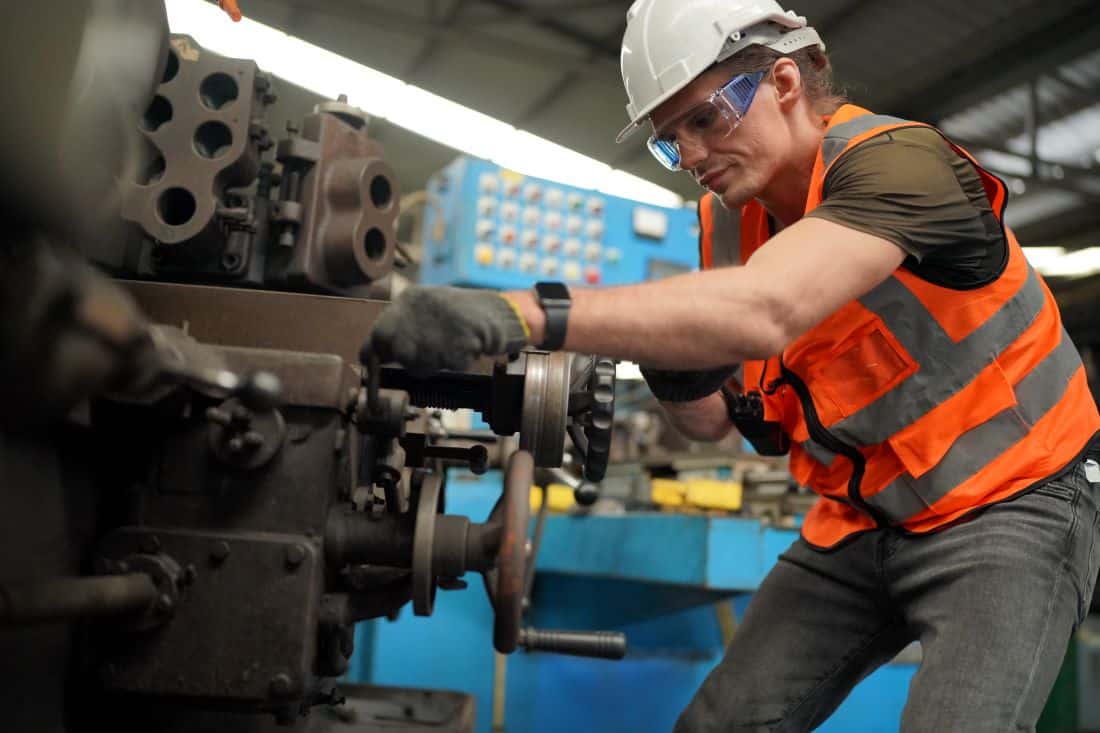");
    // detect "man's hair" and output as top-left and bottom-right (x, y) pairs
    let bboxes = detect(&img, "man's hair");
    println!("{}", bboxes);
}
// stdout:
(717, 44), (847, 115)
